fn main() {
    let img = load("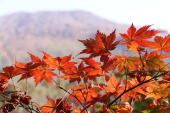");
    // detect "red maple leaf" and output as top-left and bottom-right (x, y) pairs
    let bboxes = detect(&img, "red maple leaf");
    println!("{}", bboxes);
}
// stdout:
(79, 30), (119, 57)
(0, 66), (24, 79)
(60, 58), (104, 83)
(15, 52), (58, 85)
